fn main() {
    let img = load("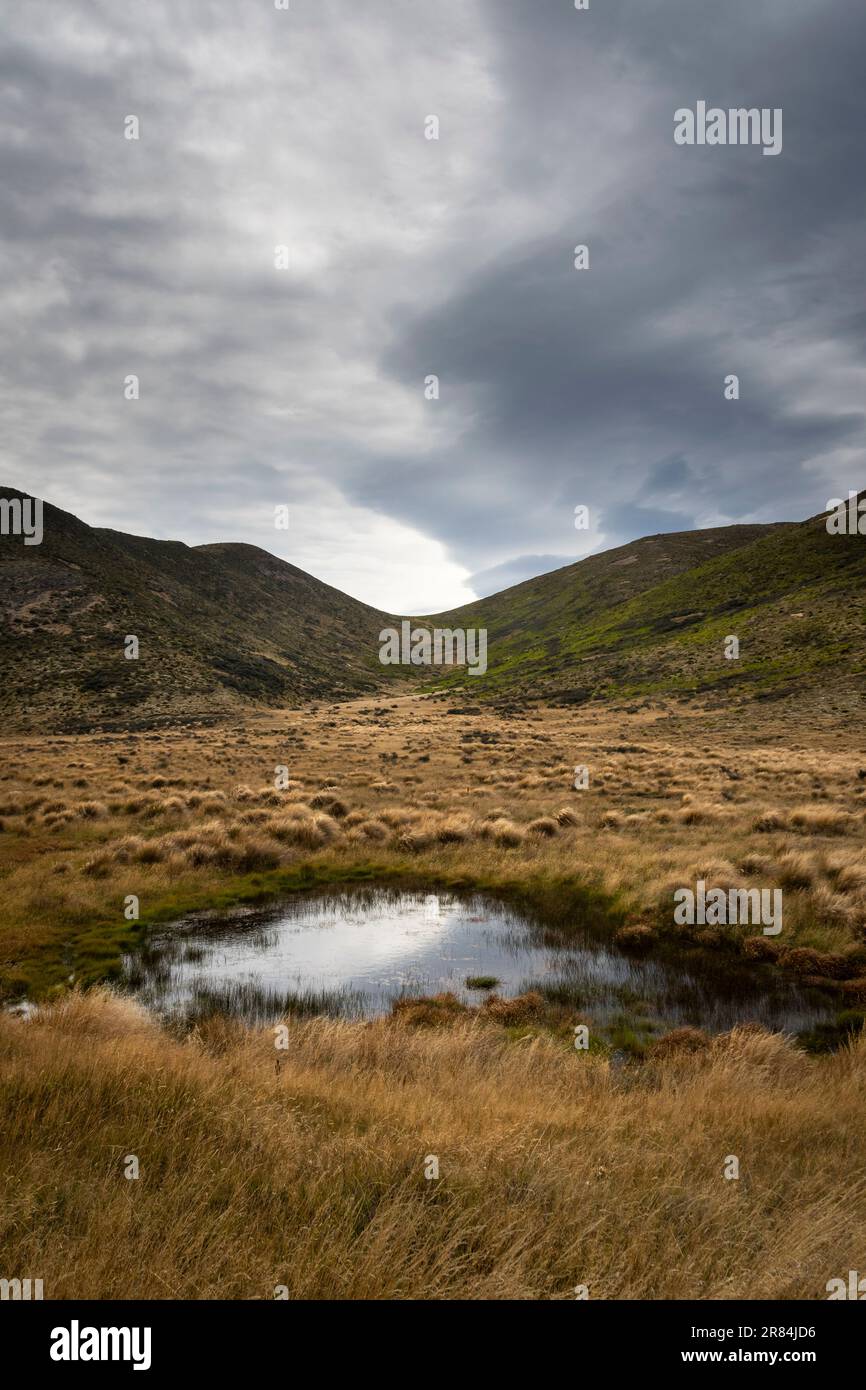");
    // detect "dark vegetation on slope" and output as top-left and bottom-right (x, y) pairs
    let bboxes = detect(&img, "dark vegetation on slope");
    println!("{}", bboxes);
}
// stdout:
(0, 488), (402, 728)
(2, 487), (864, 727)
